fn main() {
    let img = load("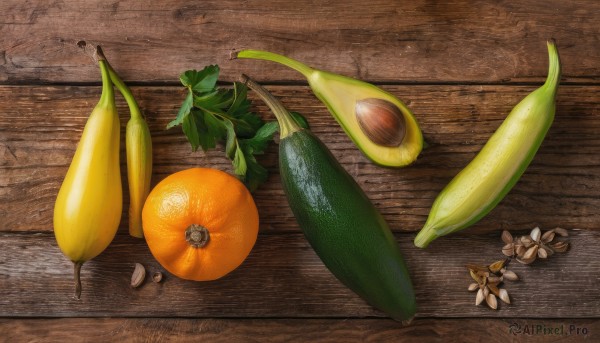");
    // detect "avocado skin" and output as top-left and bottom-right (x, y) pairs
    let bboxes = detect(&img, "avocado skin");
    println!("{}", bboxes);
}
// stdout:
(279, 129), (416, 321)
